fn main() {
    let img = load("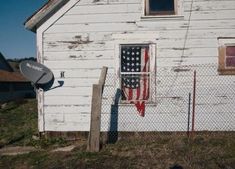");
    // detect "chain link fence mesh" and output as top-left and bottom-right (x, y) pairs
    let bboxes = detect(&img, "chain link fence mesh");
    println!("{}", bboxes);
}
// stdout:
(100, 64), (235, 142)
